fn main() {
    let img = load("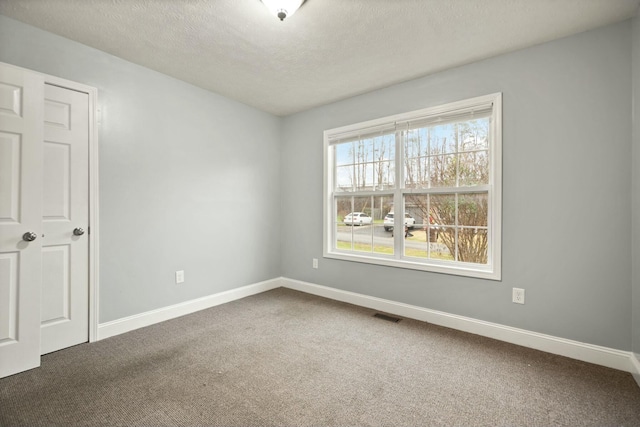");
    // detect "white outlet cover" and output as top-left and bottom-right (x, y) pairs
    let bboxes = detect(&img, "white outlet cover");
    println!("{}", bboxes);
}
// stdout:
(512, 288), (525, 304)
(176, 270), (185, 284)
